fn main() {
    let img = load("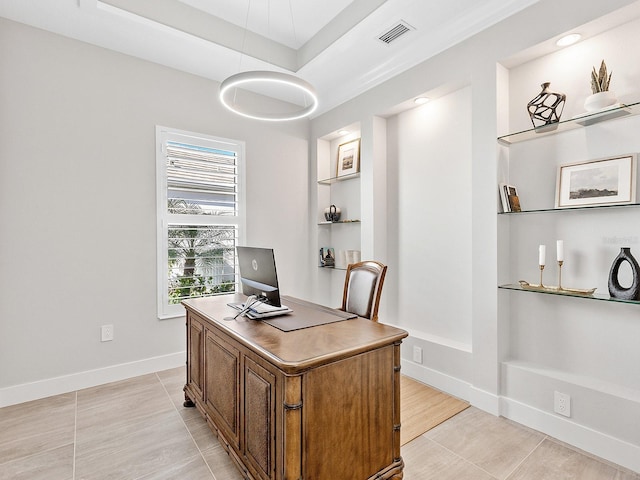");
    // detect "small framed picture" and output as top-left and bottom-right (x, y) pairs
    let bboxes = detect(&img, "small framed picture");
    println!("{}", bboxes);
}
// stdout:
(499, 183), (521, 212)
(319, 247), (335, 267)
(336, 139), (360, 177)
(556, 154), (637, 208)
